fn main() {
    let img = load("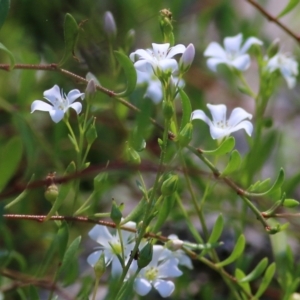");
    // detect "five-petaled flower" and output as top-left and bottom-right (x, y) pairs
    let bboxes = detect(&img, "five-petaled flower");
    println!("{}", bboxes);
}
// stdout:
(204, 33), (263, 72)
(266, 53), (298, 89)
(87, 222), (136, 277)
(130, 43), (186, 77)
(31, 85), (85, 123)
(132, 245), (182, 298)
(191, 104), (253, 140)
